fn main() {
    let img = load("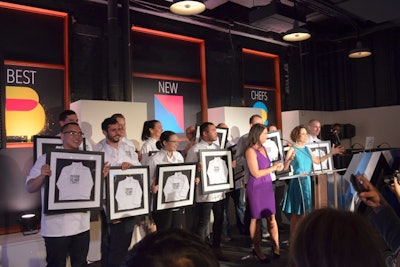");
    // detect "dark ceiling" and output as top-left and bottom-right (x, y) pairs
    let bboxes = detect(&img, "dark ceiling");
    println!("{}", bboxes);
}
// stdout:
(126, 0), (400, 44)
